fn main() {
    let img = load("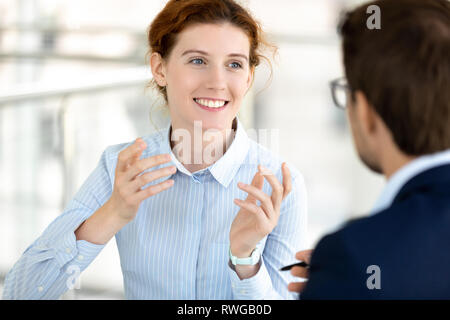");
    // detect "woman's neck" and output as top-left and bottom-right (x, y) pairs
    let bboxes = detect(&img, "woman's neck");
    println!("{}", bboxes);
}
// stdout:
(169, 119), (237, 173)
